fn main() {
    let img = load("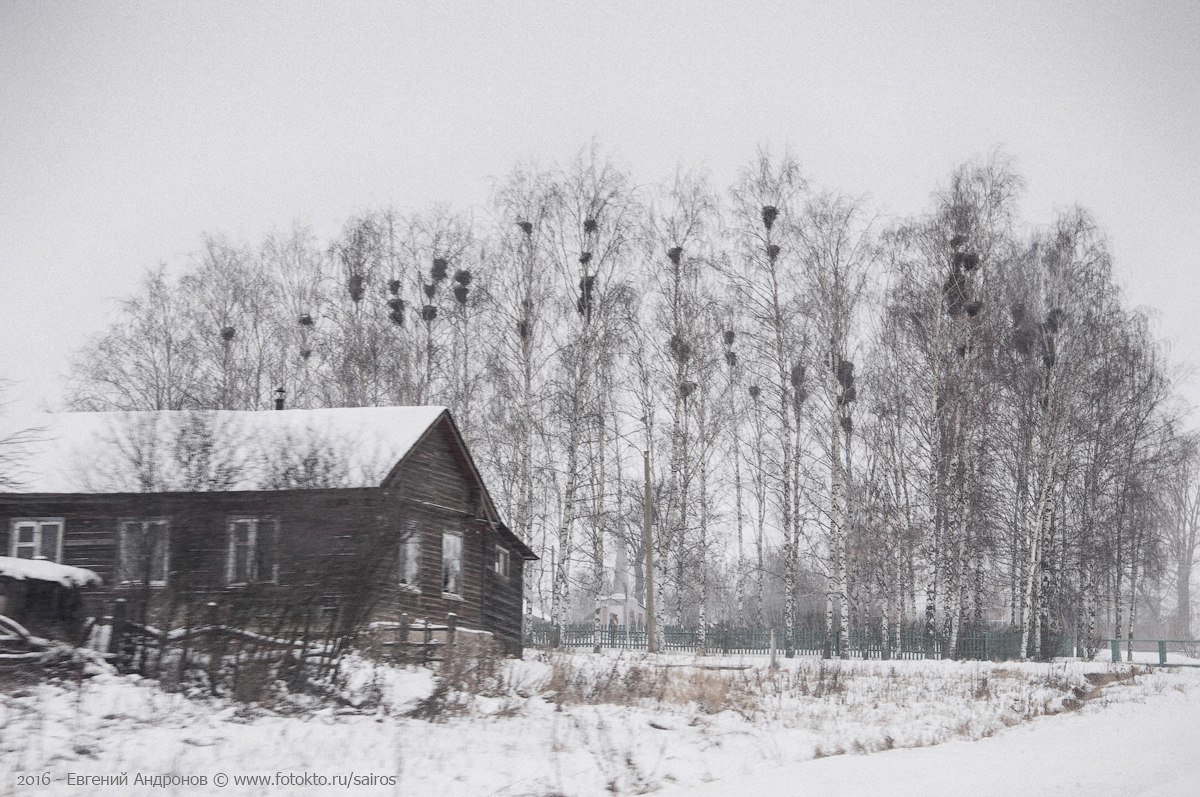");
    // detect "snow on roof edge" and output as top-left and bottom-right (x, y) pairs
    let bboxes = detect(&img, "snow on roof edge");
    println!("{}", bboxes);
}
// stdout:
(0, 556), (103, 587)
